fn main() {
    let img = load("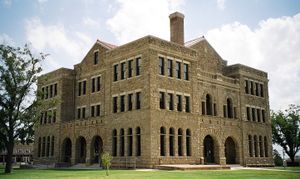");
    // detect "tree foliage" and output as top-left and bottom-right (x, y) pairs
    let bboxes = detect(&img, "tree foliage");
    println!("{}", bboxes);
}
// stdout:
(0, 44), (45, 173)
(101, 152), (112, 176)
(271, 104), (300, 164)
(273, 149), (283, 166)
